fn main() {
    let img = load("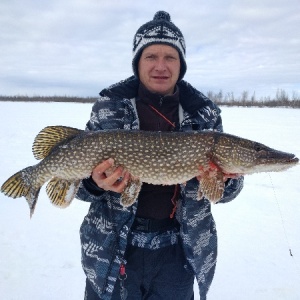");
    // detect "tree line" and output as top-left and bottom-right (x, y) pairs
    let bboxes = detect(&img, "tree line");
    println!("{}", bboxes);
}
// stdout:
(207, 89), (300, 108)
(0, 89), (299, 108)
